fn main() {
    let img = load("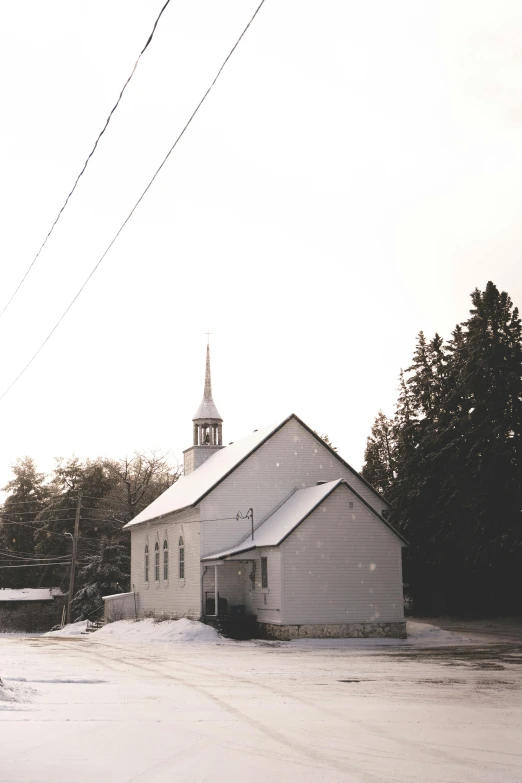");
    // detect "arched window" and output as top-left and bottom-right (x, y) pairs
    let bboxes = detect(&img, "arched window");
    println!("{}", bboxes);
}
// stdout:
(144, 544), (149, 582)
(179, 535), (185, 579)
(154, 541), (160, 582)
(163, 539), (169, 580)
